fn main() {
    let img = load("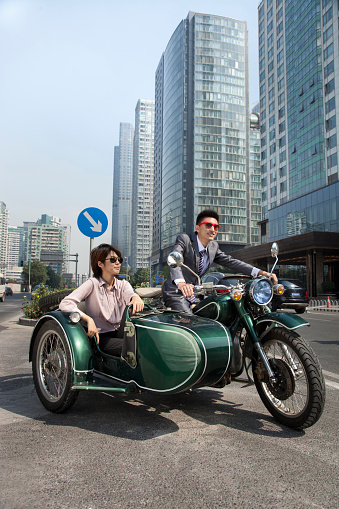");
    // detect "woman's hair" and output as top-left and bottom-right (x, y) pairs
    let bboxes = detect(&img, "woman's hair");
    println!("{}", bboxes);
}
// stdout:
(90, 243), (123, 279)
